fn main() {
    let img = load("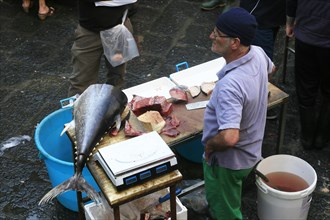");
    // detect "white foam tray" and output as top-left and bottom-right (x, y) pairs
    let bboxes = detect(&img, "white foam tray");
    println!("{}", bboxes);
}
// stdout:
(169, 57), (226, 87)
(123, 77), (176, 102)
